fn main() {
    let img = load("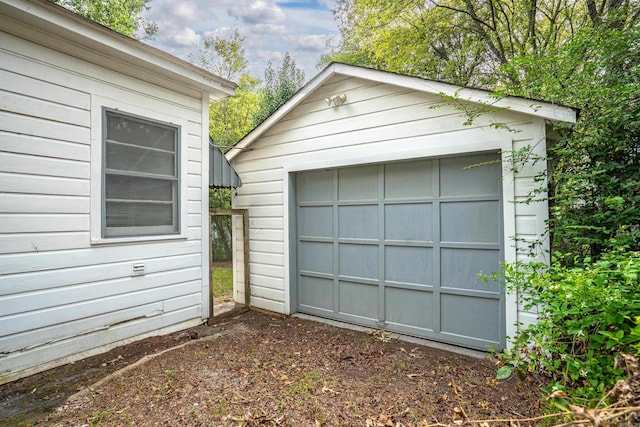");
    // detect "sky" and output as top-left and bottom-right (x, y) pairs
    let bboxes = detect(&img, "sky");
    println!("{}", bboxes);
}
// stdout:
(141, 0), (340, 84)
